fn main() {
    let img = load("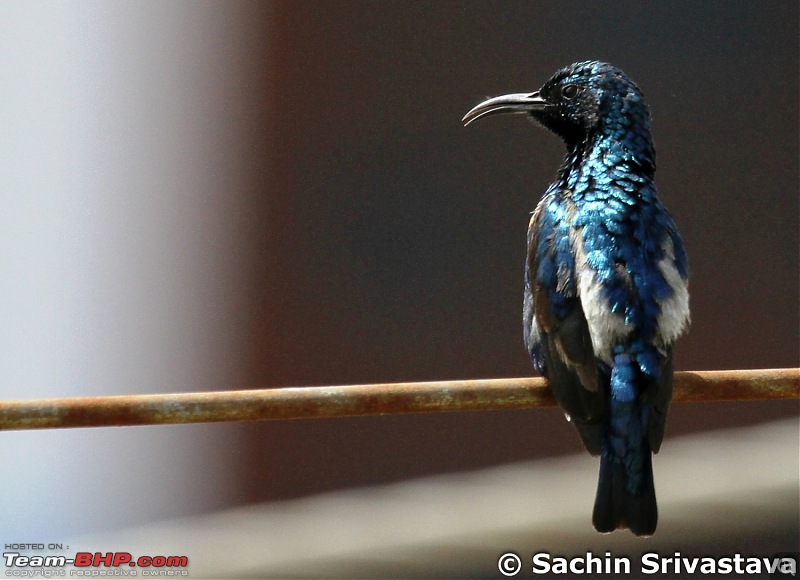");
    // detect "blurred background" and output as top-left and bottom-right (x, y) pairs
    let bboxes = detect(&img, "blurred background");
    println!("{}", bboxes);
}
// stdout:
(0, 1), (797, 577)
